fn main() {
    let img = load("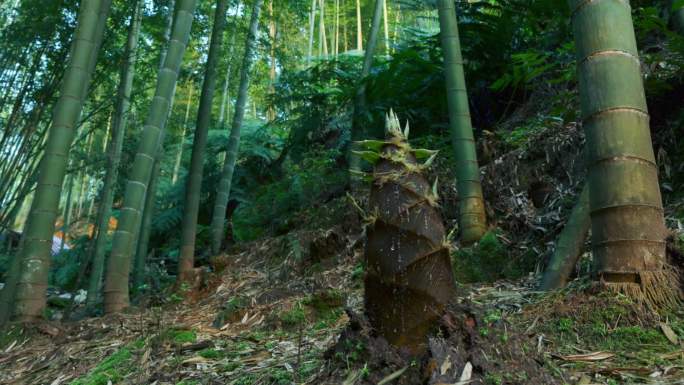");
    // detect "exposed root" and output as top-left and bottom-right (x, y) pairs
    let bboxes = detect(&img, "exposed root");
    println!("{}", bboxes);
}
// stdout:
(602, 267), (682, 313)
